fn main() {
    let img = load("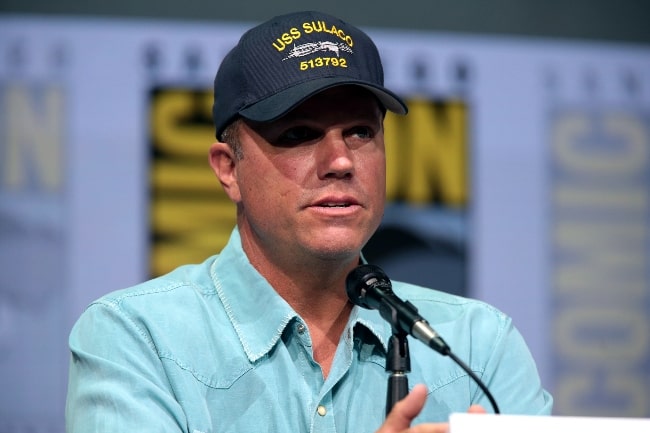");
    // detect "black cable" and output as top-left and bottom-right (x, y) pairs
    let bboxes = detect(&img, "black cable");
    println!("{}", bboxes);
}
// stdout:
(447, 351), (500, 414)
(346, 264), (501, 415)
